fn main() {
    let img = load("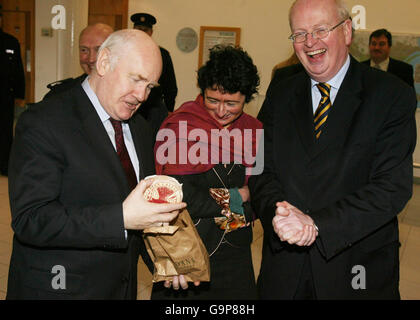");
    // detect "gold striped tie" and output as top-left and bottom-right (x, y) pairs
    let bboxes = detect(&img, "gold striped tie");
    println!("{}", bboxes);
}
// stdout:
(314, 83), (331, 139)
